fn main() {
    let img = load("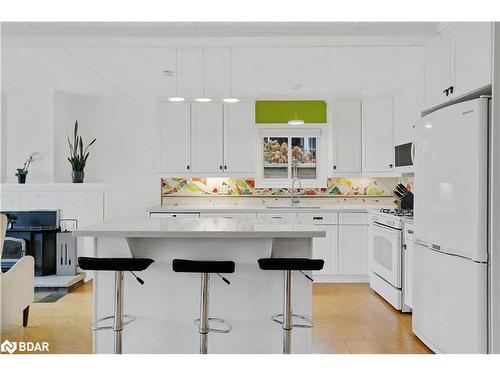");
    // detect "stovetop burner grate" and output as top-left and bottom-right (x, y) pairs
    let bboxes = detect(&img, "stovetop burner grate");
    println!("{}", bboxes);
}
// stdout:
(379, 208), (413, 217)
